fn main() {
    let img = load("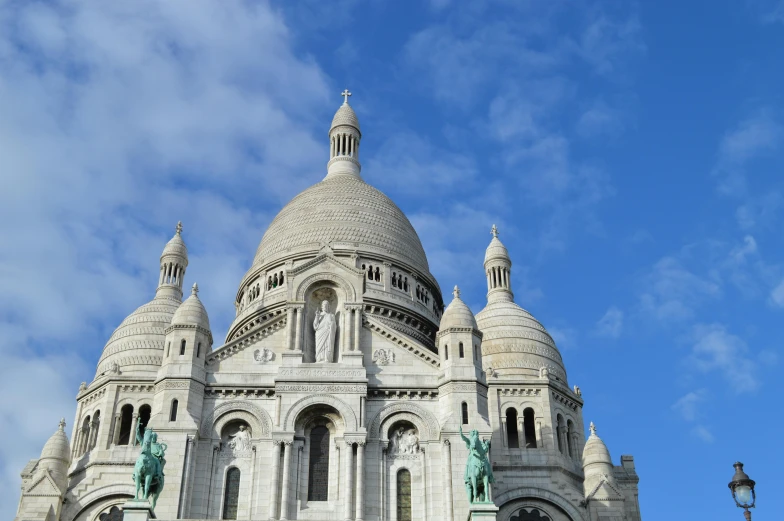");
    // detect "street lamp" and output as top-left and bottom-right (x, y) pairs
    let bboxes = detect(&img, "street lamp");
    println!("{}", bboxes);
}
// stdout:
(728, 462), (756, 521)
